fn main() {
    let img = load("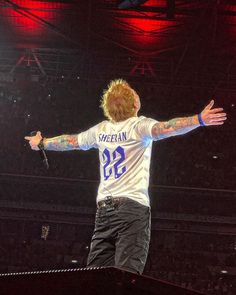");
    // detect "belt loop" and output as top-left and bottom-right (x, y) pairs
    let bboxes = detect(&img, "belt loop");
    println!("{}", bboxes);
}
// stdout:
(105, 195), (113, 206)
